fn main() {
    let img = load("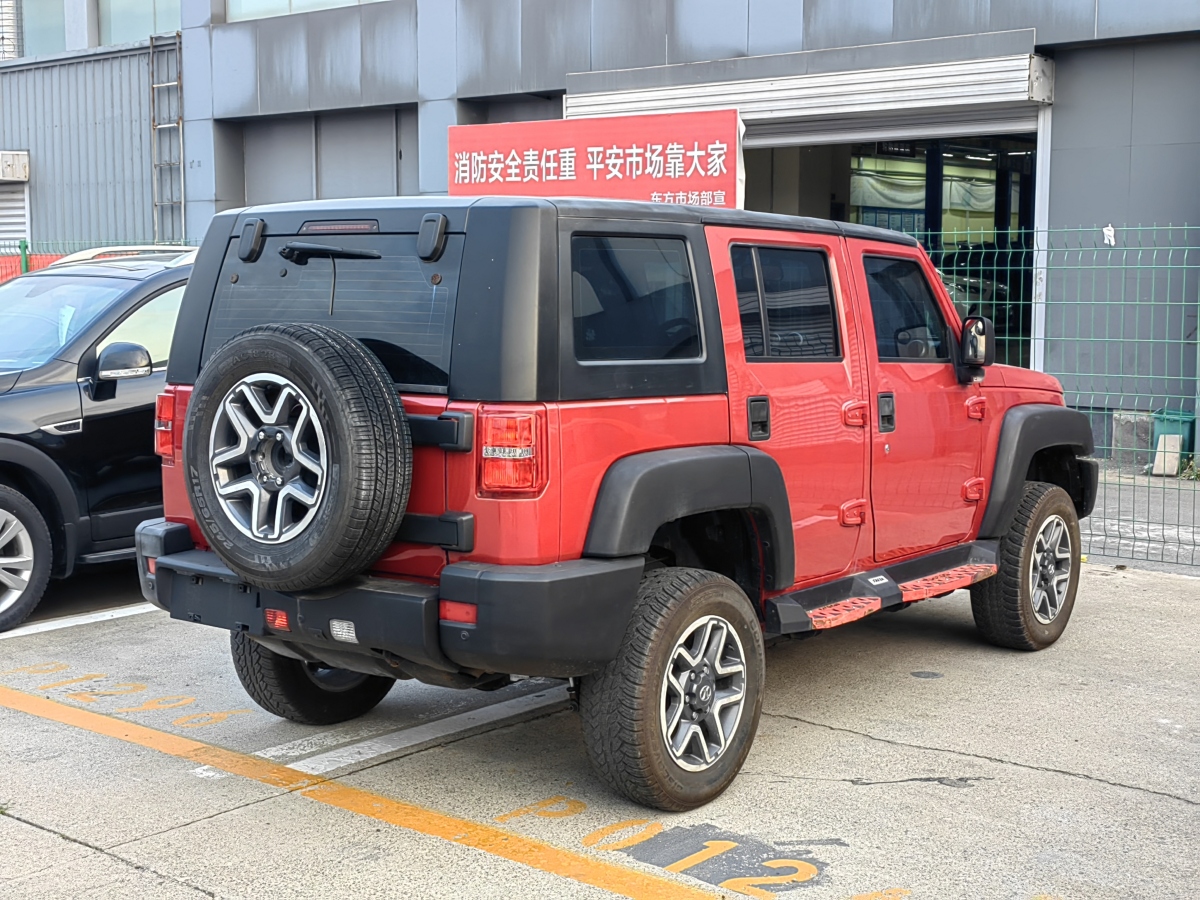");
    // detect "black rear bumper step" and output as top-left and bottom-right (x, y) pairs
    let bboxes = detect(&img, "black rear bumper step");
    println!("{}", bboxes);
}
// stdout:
(765, 540), (999, 635)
